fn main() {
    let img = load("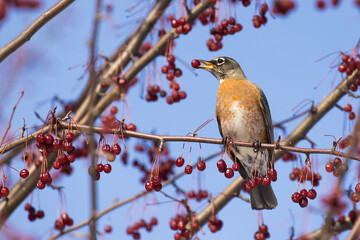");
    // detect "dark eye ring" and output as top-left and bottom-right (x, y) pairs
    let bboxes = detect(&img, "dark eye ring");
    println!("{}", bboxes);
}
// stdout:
(217, 58), (224, 64)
